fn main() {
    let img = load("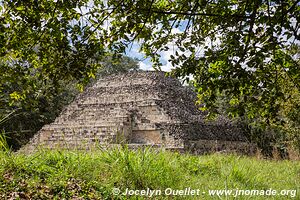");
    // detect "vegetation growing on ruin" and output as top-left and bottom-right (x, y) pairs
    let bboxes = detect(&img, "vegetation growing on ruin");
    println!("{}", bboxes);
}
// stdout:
(1, 0), (300, 155)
